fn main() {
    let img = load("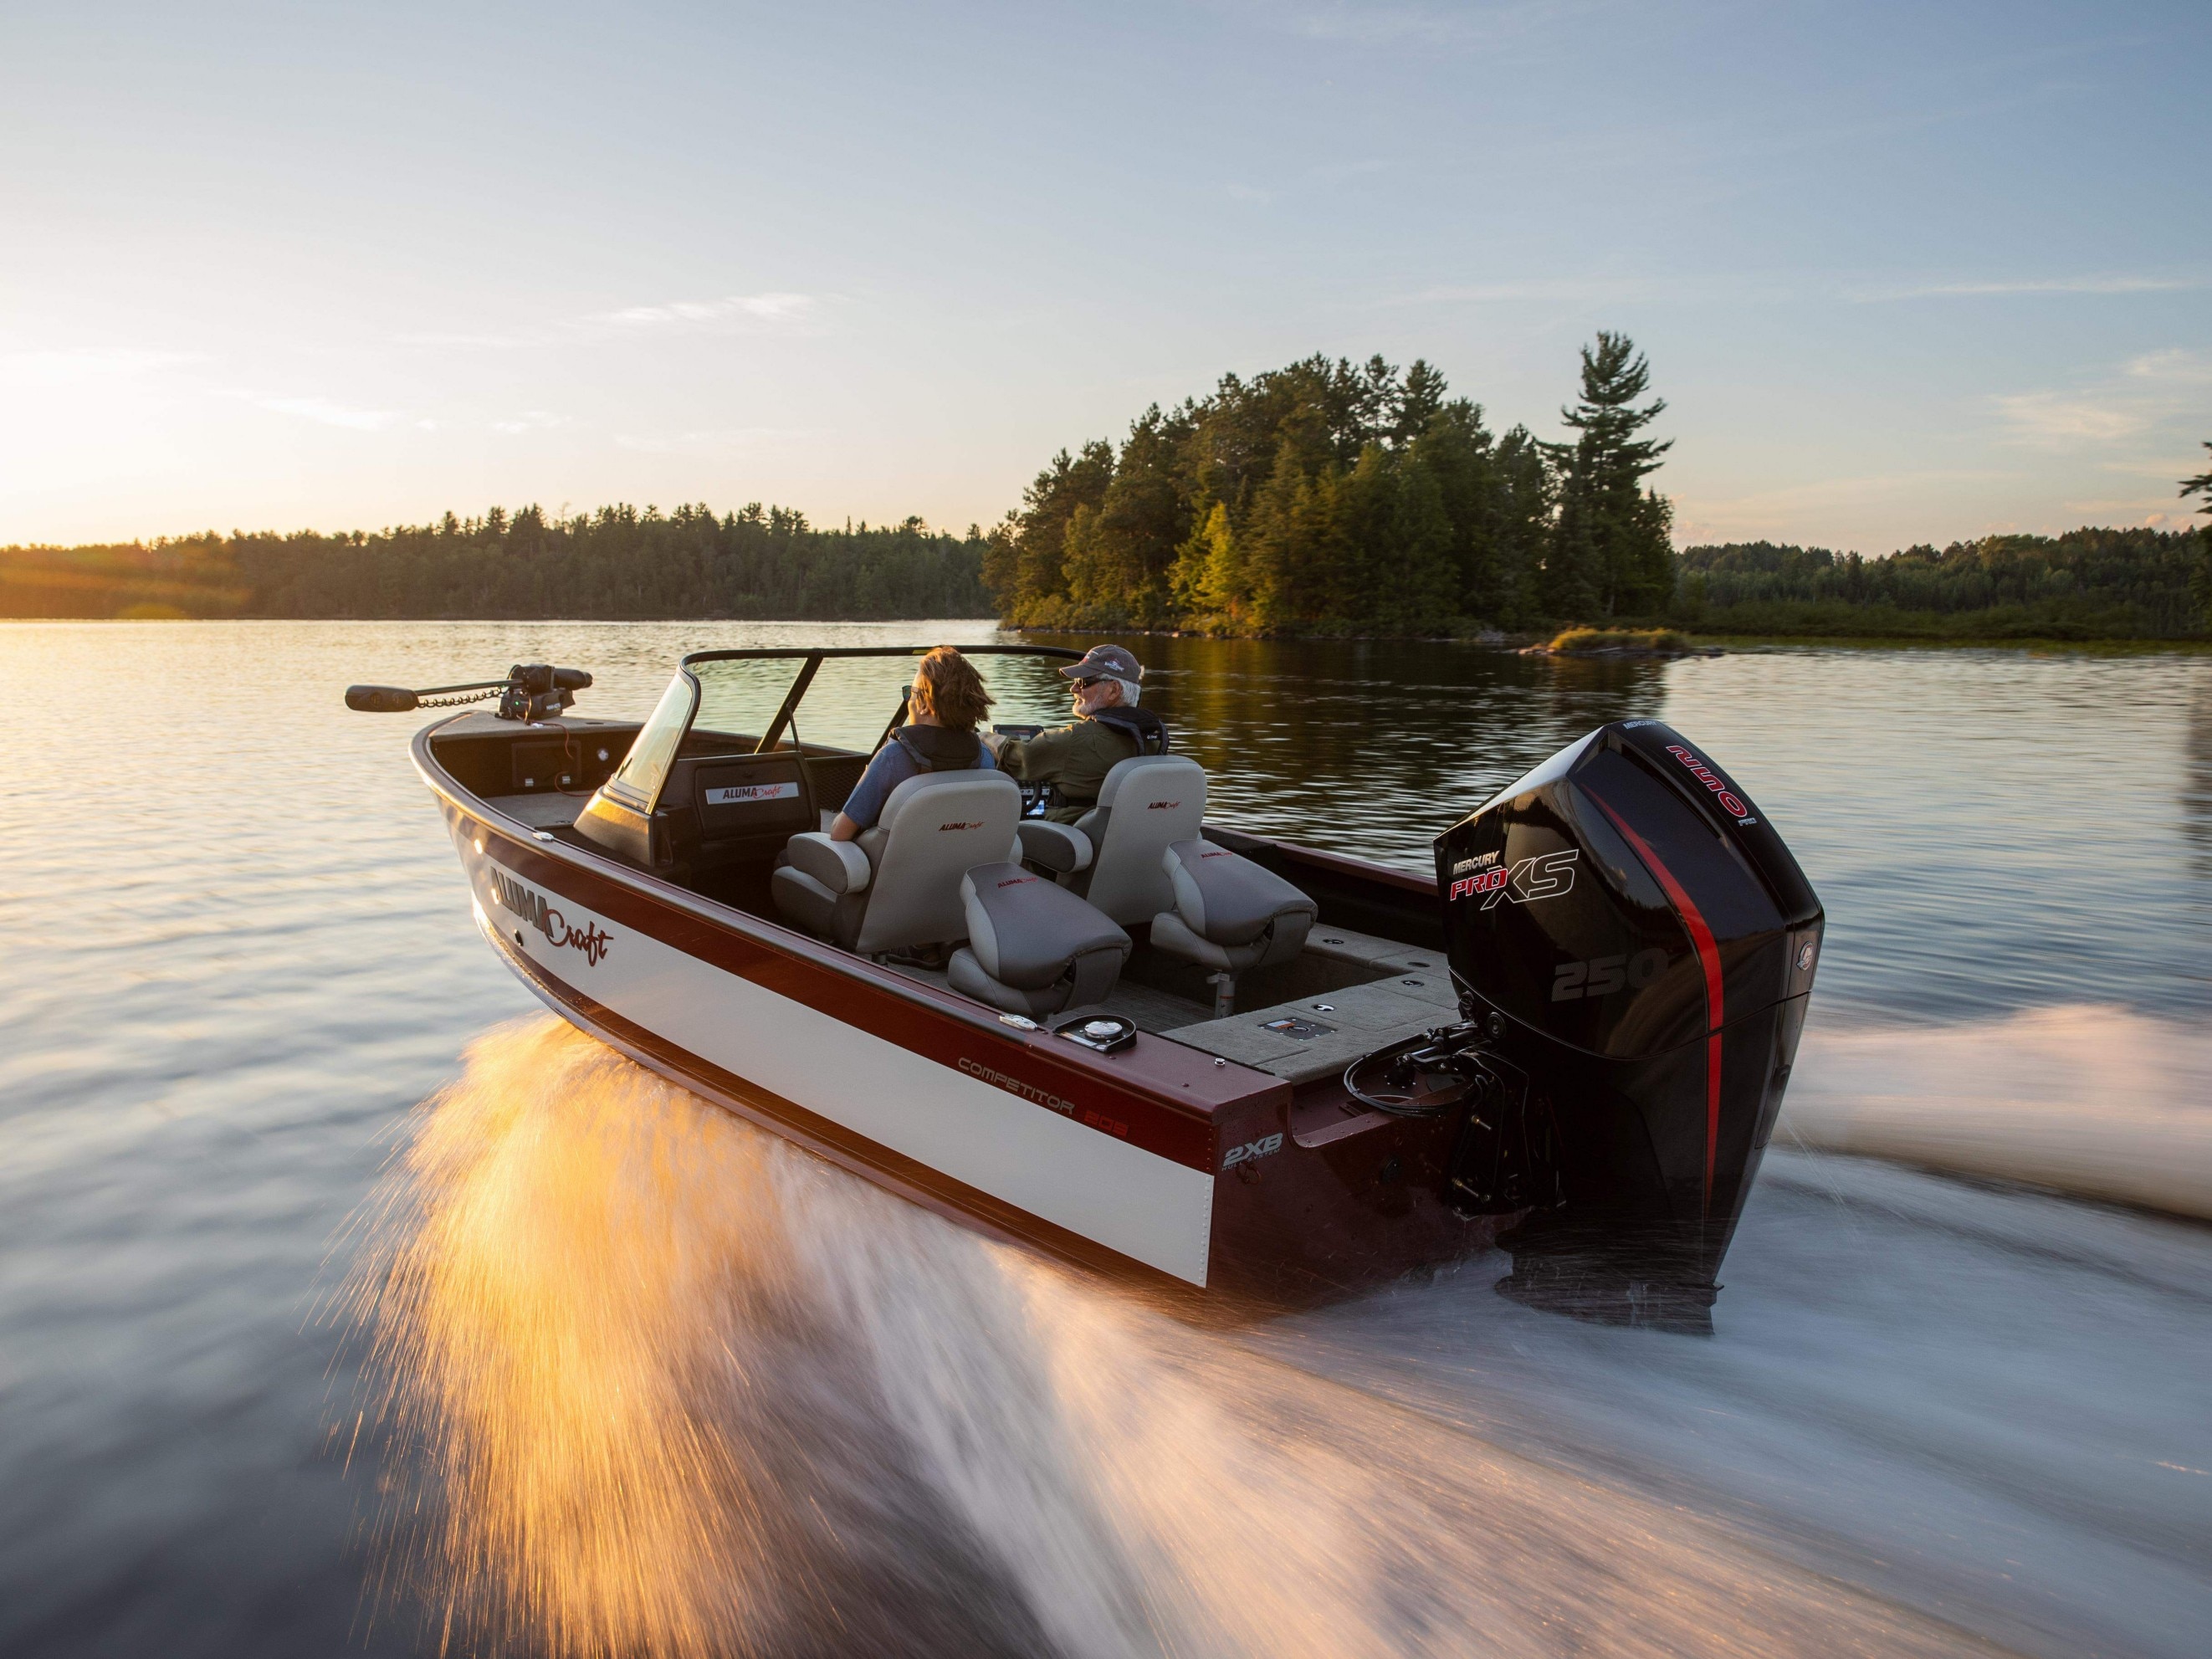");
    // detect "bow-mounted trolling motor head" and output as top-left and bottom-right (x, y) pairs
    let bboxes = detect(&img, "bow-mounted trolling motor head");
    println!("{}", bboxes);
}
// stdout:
(1418, 719), (1824, 1333)
(344, 663), (593, 720)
